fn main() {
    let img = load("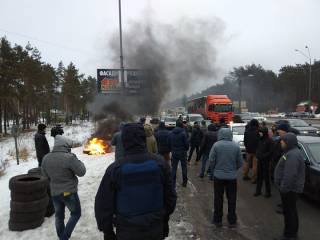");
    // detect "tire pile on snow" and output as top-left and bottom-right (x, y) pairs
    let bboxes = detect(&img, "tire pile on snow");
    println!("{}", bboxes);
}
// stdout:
(9, 172), (49, 231)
